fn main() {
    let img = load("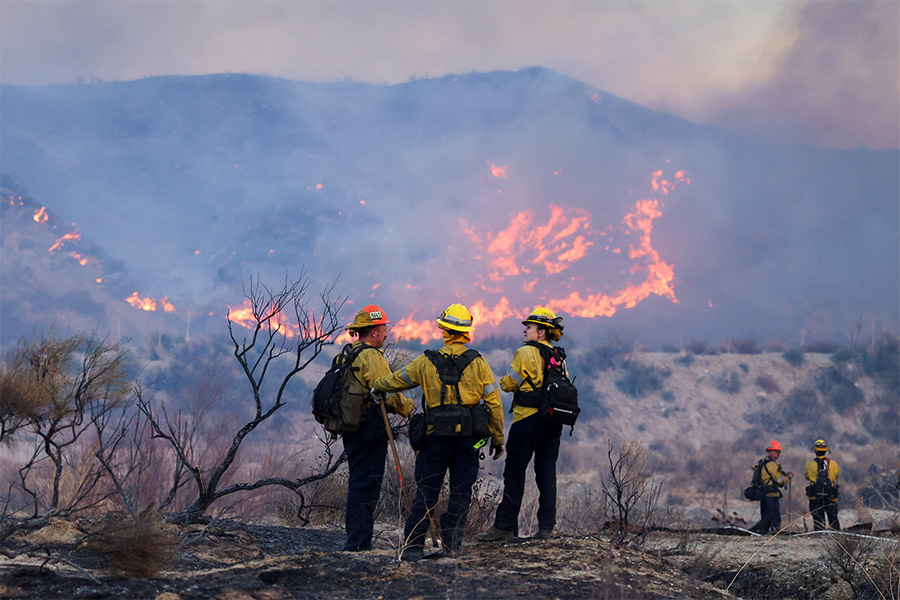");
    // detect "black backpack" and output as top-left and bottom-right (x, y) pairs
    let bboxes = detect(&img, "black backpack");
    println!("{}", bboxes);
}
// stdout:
(311, 343), (372, 435)
(421, 349), (490, 439)
(515, 342), (580, 432)
(744, 457), (775, 501)
(812, 458), (837, 498)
